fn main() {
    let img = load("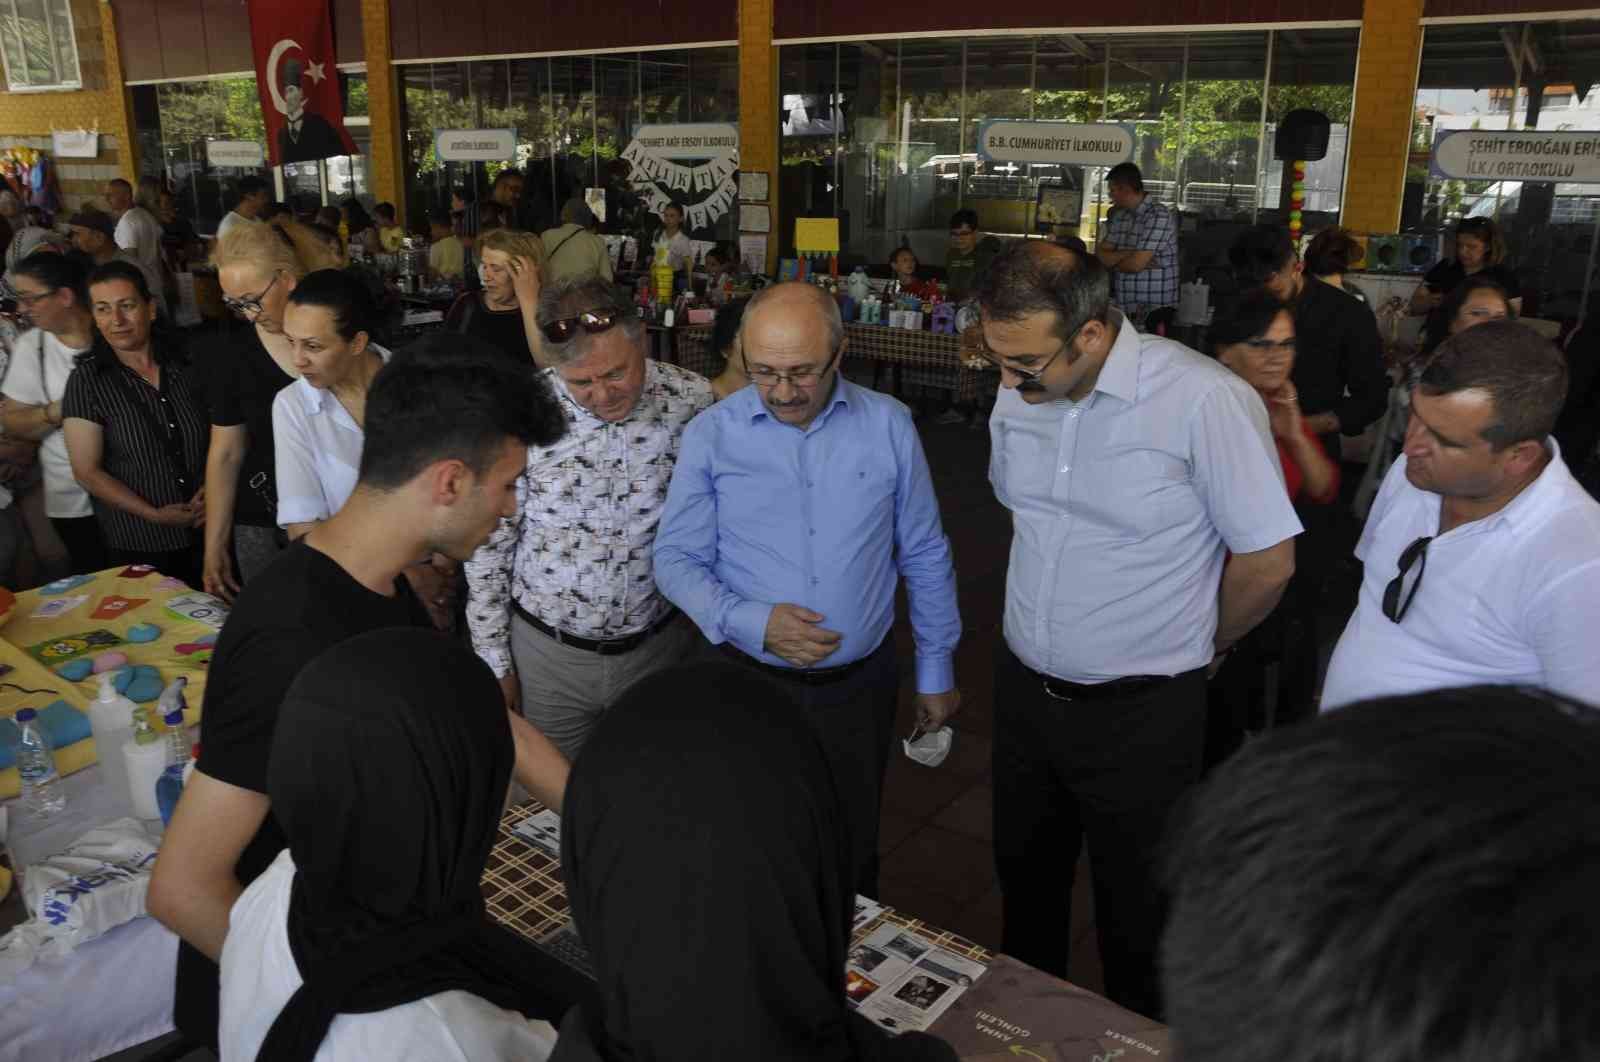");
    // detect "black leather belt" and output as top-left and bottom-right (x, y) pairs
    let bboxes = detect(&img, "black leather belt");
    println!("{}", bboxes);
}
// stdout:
(514, 602), (677, 656)
(1023, 662), (1179, 702)
(718, 638), (882, 686)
